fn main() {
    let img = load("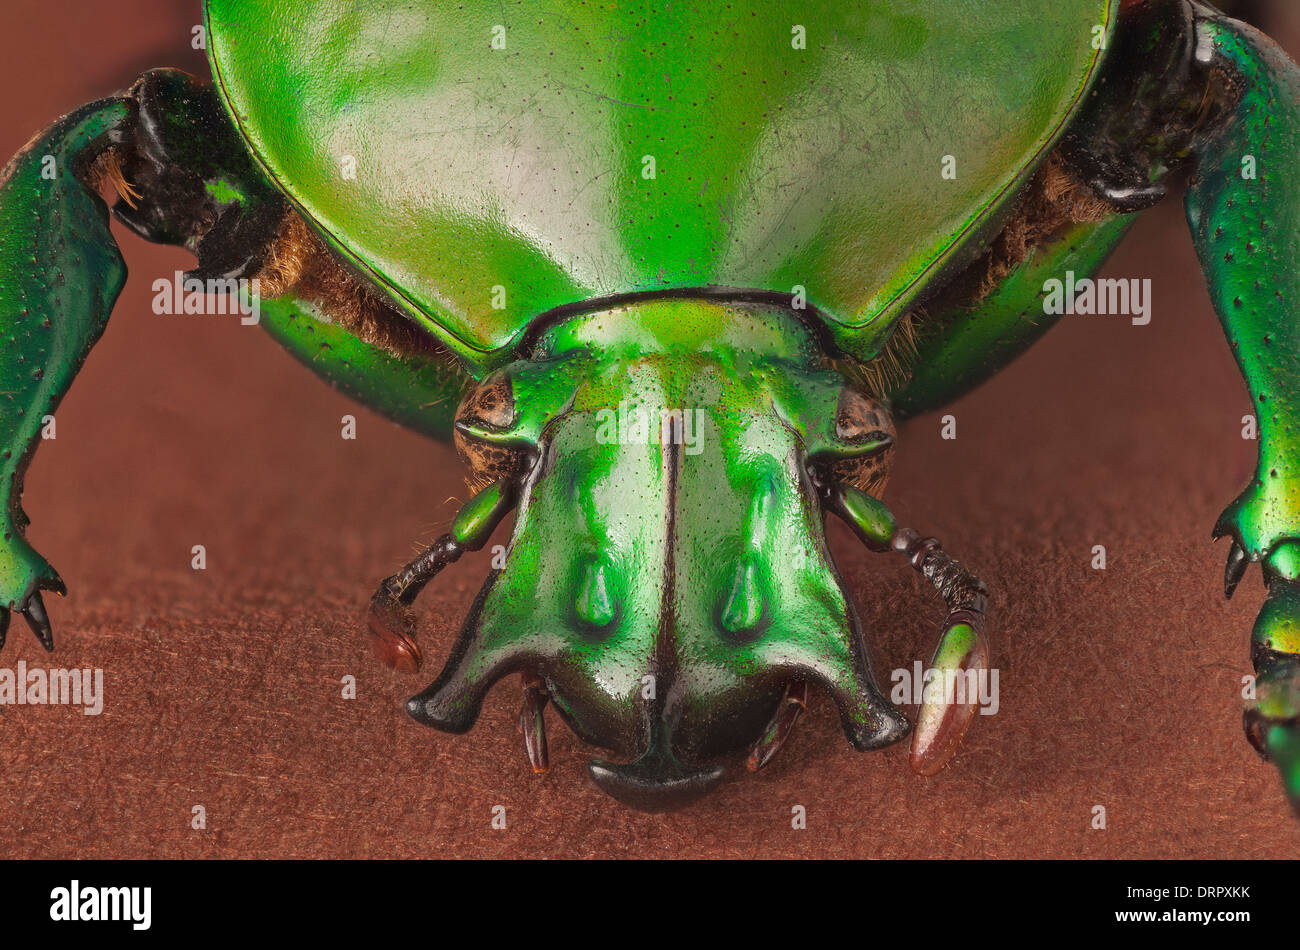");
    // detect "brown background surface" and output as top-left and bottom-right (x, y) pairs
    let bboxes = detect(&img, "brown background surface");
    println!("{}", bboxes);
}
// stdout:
(2, 0), (1299, 859)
